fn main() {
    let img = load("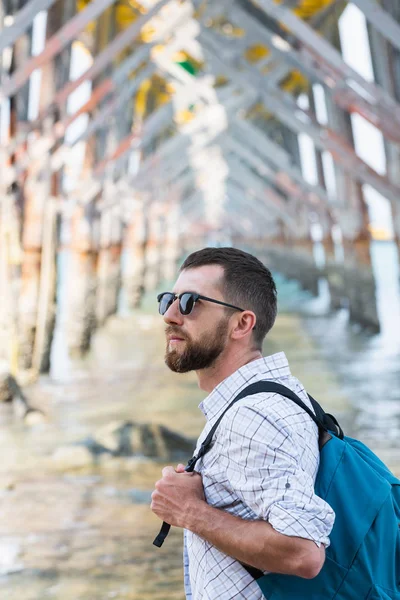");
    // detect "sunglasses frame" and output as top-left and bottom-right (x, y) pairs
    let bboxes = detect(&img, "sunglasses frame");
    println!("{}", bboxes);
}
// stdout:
(157, 291), (246, 316)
